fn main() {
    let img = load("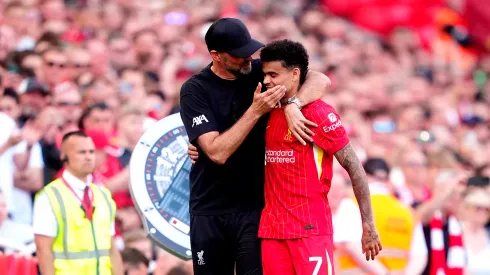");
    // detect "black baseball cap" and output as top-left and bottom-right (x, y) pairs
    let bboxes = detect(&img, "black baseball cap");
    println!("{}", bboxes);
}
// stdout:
(467, 175), (489, 187)
(205, 18), (264, 58)
(18, 78), (49, 96)
(363, 158), (390, 179)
